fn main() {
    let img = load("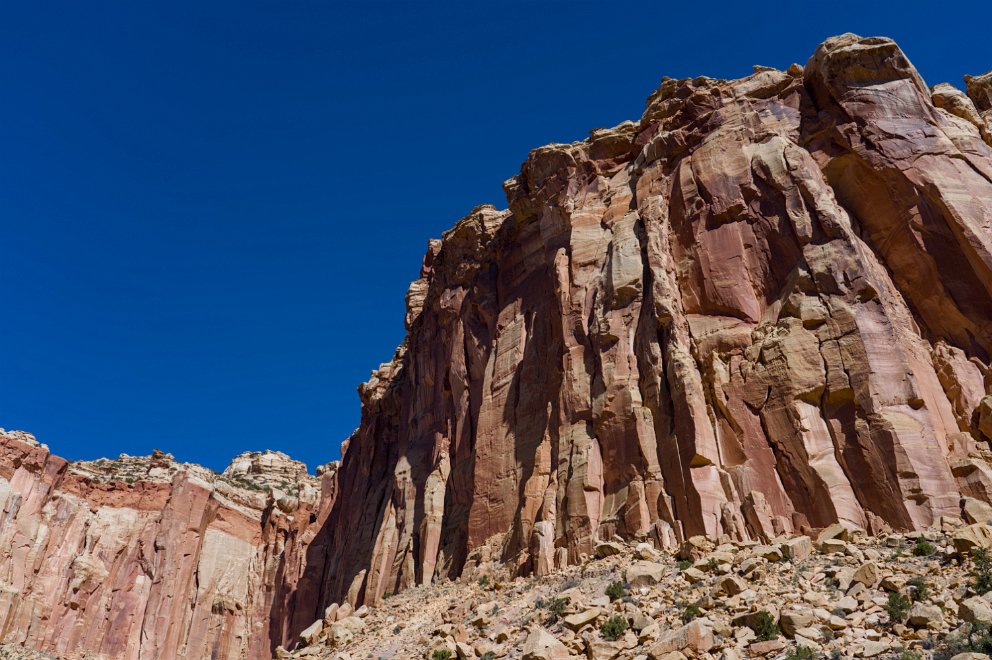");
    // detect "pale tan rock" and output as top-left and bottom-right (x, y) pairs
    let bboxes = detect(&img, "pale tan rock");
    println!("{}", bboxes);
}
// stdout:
(521, 627), (569, 660)
(627, 561), (665, 587)
(953, 524), (992, 554)
(563, 608), (602, 632)
(645, 620), (714, 656)
(959, 596), (992, 623)
(853, 562), (879, 587)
